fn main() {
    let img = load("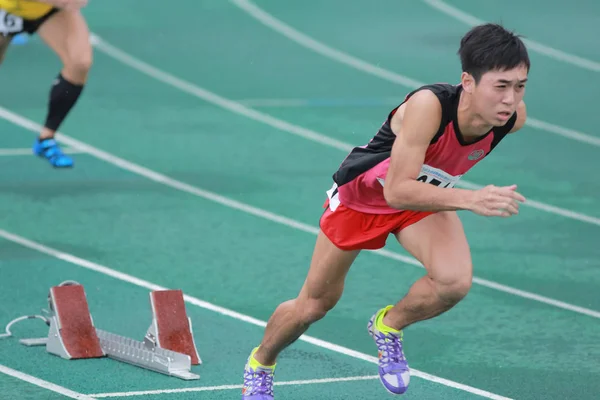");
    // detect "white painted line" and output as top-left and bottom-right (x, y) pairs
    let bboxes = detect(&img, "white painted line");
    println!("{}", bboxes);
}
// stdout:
(230, 0), (600, 147)
(236, 97), (402, 107)
(0, 364), (97, 400)
(423, 0), (600, 73)
(87, 34), (352, 153)
(237, 98), (313, 107)
(0, 228), (512, 400)
(88, 375), (380, 397)
(0, 106), (598, 319)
